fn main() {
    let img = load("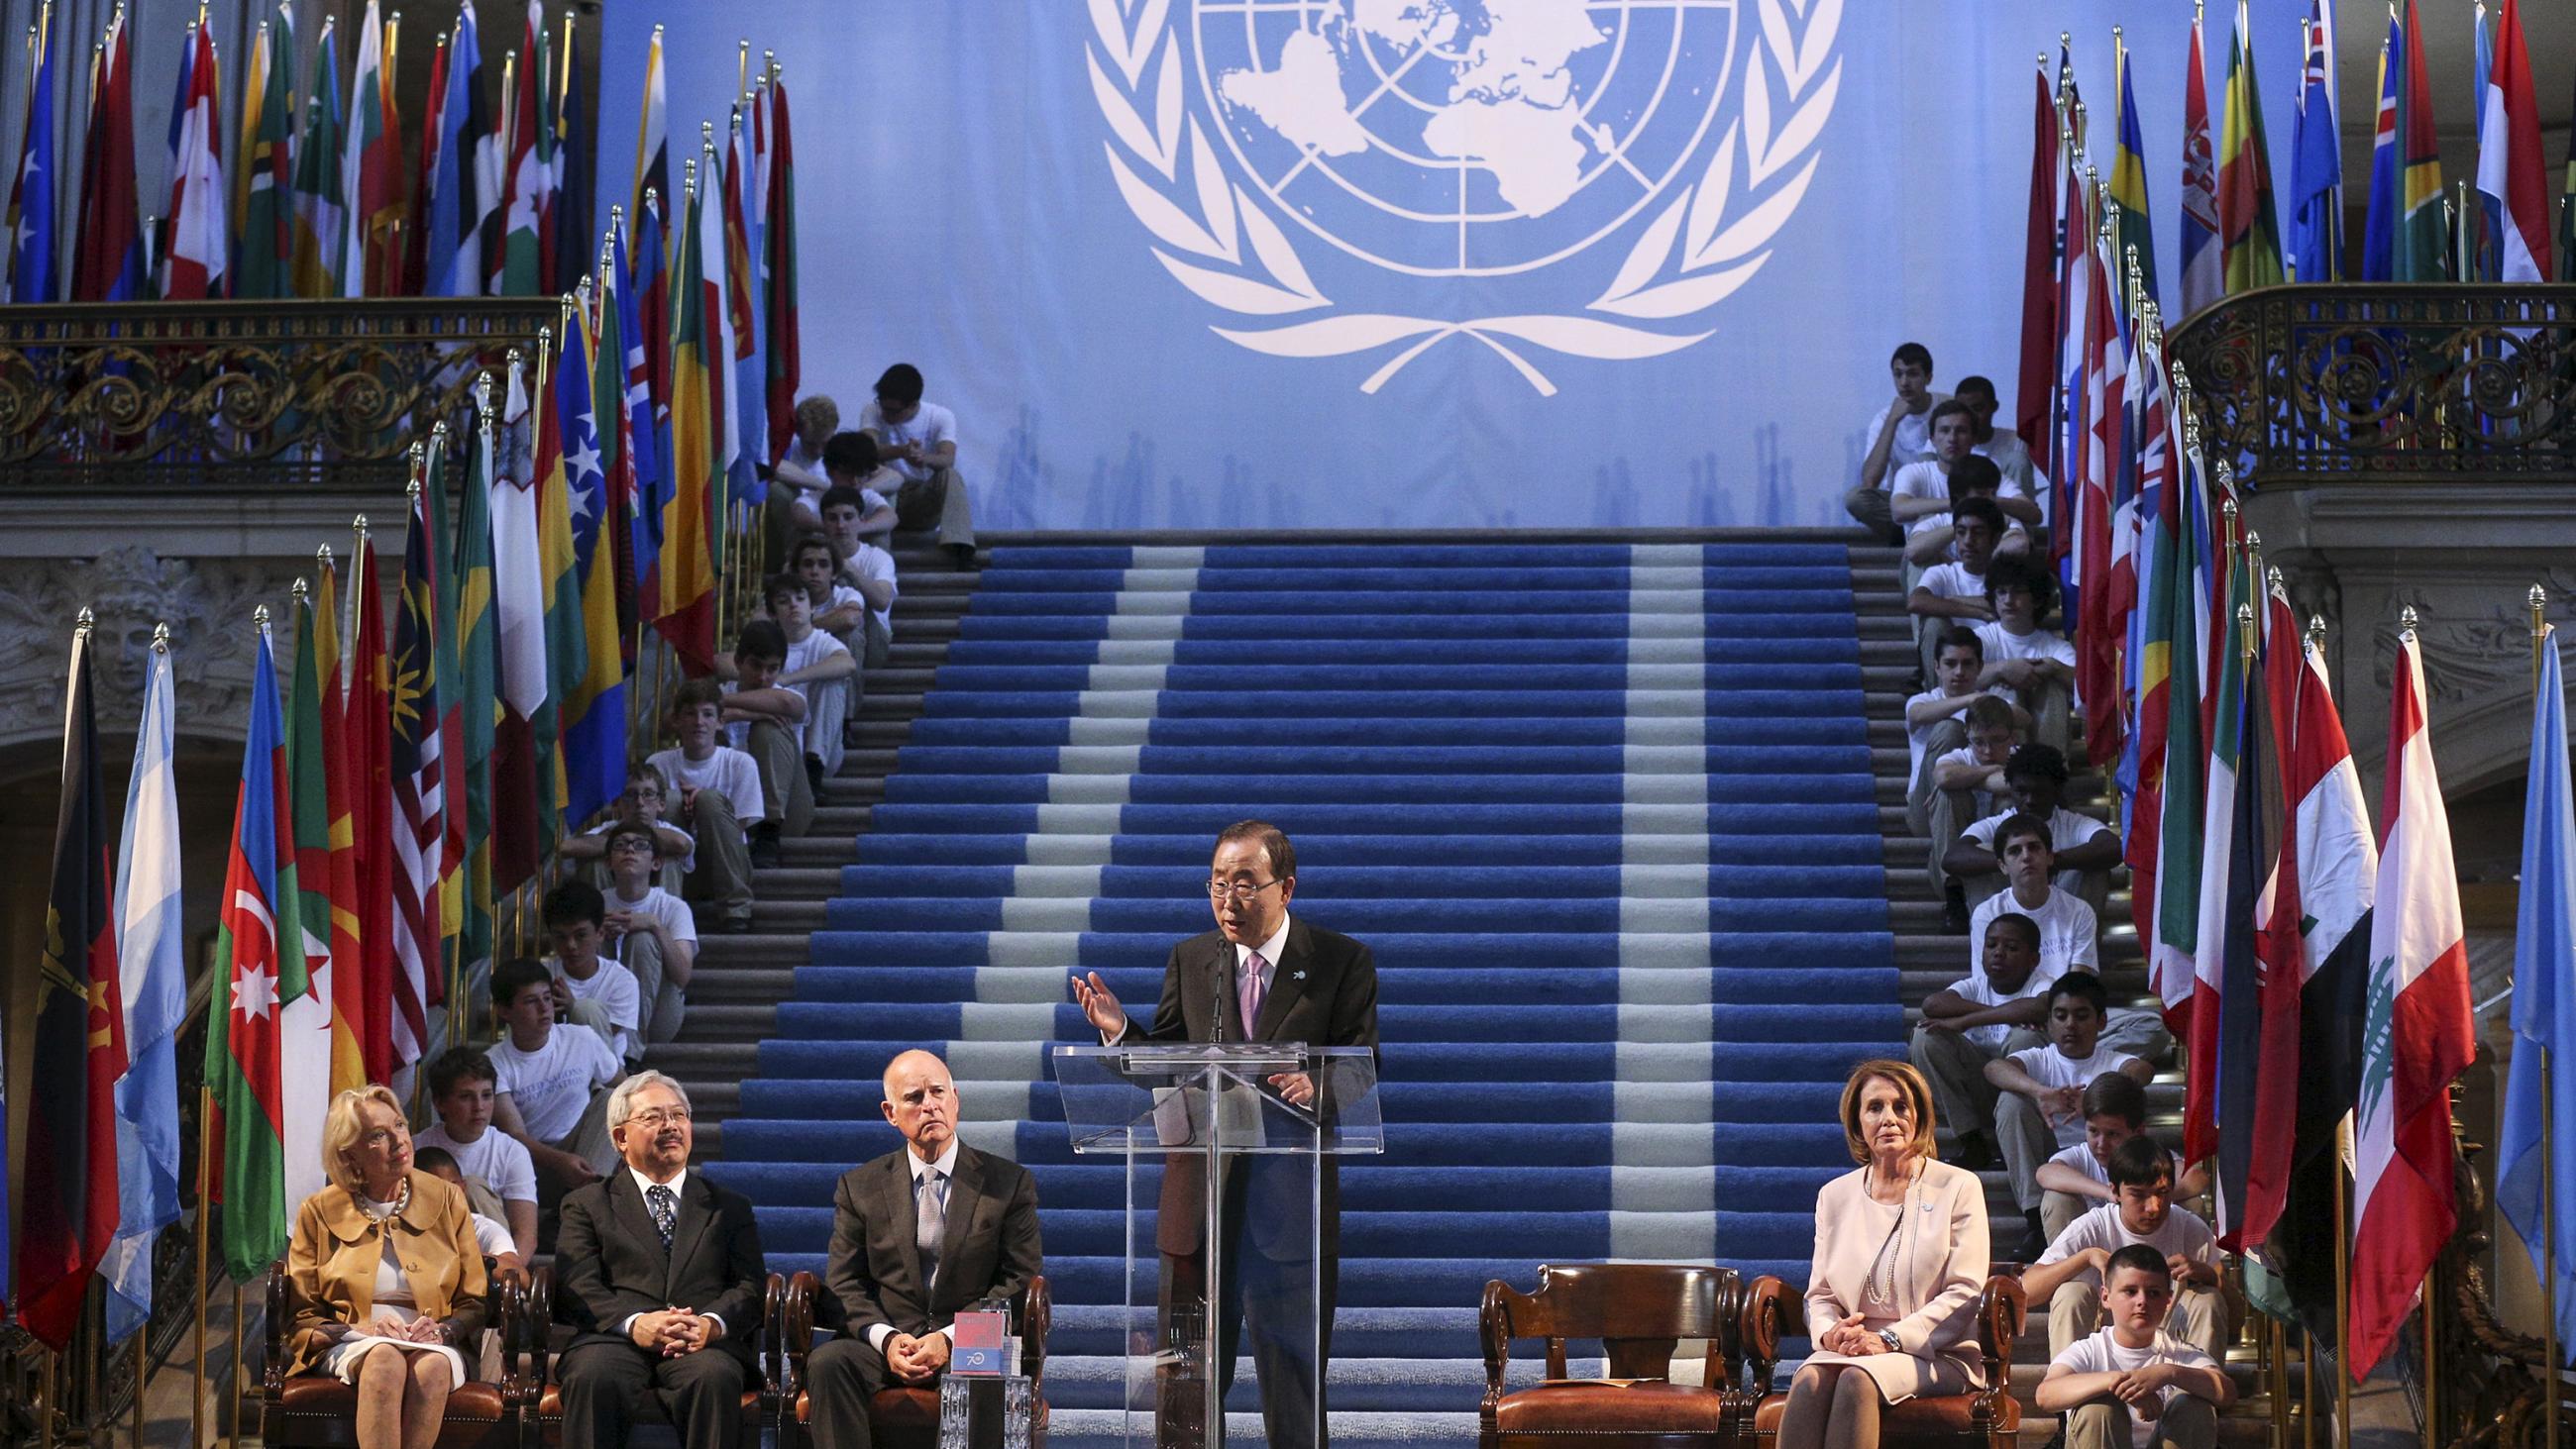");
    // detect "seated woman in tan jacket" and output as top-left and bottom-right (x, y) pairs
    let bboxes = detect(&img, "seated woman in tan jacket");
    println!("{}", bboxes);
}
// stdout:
(1778, 1059), (1991, 1449)
(285, 1085), (489, 1449)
